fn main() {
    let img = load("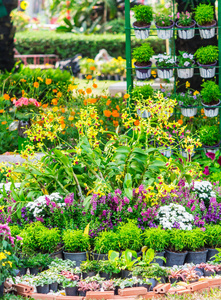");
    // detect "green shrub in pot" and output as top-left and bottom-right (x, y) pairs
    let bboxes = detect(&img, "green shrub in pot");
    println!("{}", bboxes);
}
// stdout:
(205, 225), (221, 249)
(93, 231), (119, 255)
(199, 125), (220, 147)
(132, 43), (154, 65)
(132, 5), (153, 26)
(201, 81), (220, 106)
(36, 227), (61, 254)
(167, 229), (186, 252)
(183, 228), (206, 252)
(194, 45), (218, 66)
(63, 229), (90, 253)
(194, 3), (214, 26)
(116, 221), (143, 251)
(143, 227), (169, 252)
